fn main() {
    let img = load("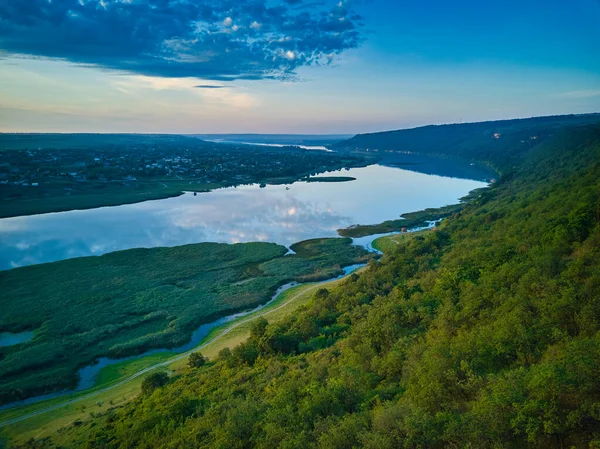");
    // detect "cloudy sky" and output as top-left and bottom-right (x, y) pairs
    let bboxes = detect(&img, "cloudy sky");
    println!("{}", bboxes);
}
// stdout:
(1, 0), (599, 134)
